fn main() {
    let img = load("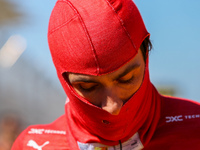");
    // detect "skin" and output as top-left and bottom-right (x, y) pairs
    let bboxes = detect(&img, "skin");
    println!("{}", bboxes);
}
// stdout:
(68, 49), (145, 115)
